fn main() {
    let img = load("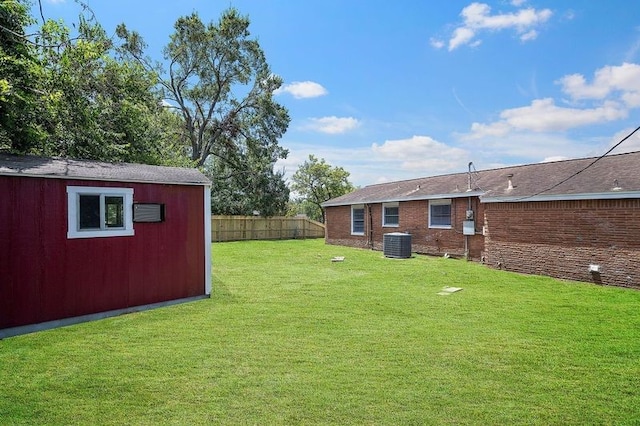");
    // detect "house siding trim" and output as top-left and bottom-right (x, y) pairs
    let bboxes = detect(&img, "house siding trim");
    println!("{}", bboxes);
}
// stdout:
(322, 191), (484, 207)
(204, 185), (212, 295)
(482, 190), (640, 203)
(0, 172), (209, 187)
(0, 295), (208, 339)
